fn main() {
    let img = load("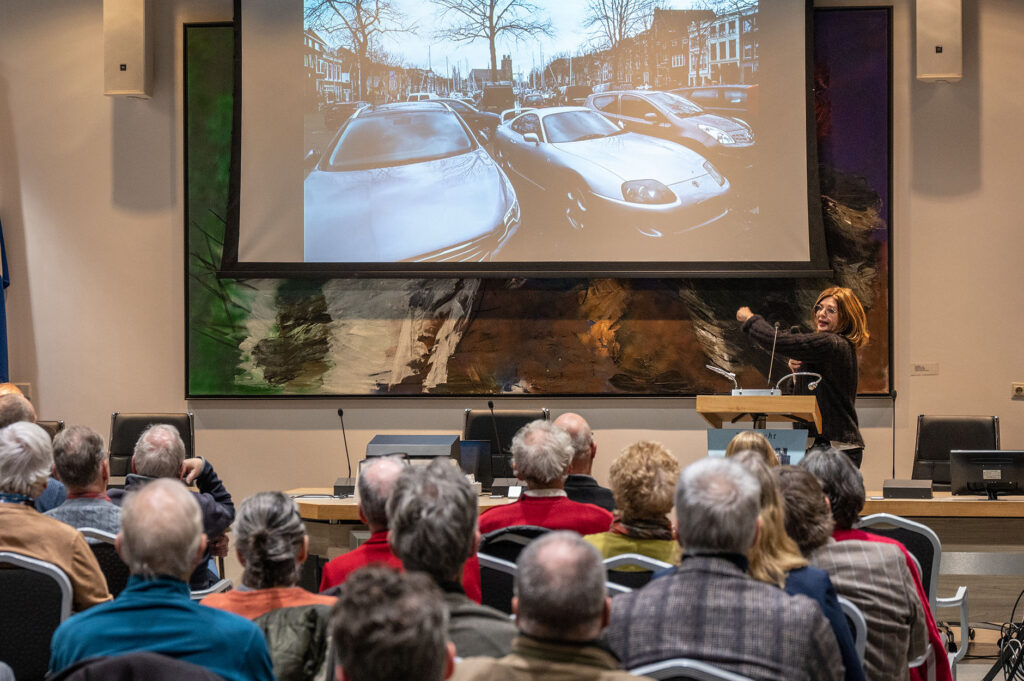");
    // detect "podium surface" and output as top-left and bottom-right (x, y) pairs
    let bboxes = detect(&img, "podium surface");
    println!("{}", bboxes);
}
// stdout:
(696, 394), (821, 432)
